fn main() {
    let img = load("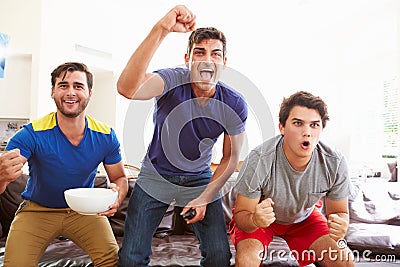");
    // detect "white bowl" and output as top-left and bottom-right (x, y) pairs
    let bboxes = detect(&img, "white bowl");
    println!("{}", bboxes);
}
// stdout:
(64, 188), (117, 215)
